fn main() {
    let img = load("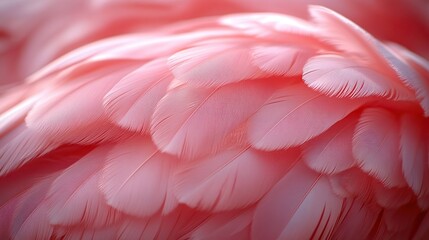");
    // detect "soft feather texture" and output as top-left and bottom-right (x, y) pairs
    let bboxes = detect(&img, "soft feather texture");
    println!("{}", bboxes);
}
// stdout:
(101, 136), (178, 217)
(103, 58), (173, 133)
(400, 114), (429, 197)
(303, 54), (413, 100)
(26, 63), (137, 137)
(168, 42), (262, 87)
(46, 146), (119, 227)
(0, 5), (428, 240)
(251, 45), (314, 76)
(190, 208), (253, 240)
(303, 113), (357, 174)
(332, 199), (381, 240)
(151, 81), (276, 158)
(174, 147), (299, 211)
(248, 84), (363, 150)
(353, 108), (407, 188)
(252, 163), (345, 240)
(393, 46), (429, 116)
(11, 177), (54, 239)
